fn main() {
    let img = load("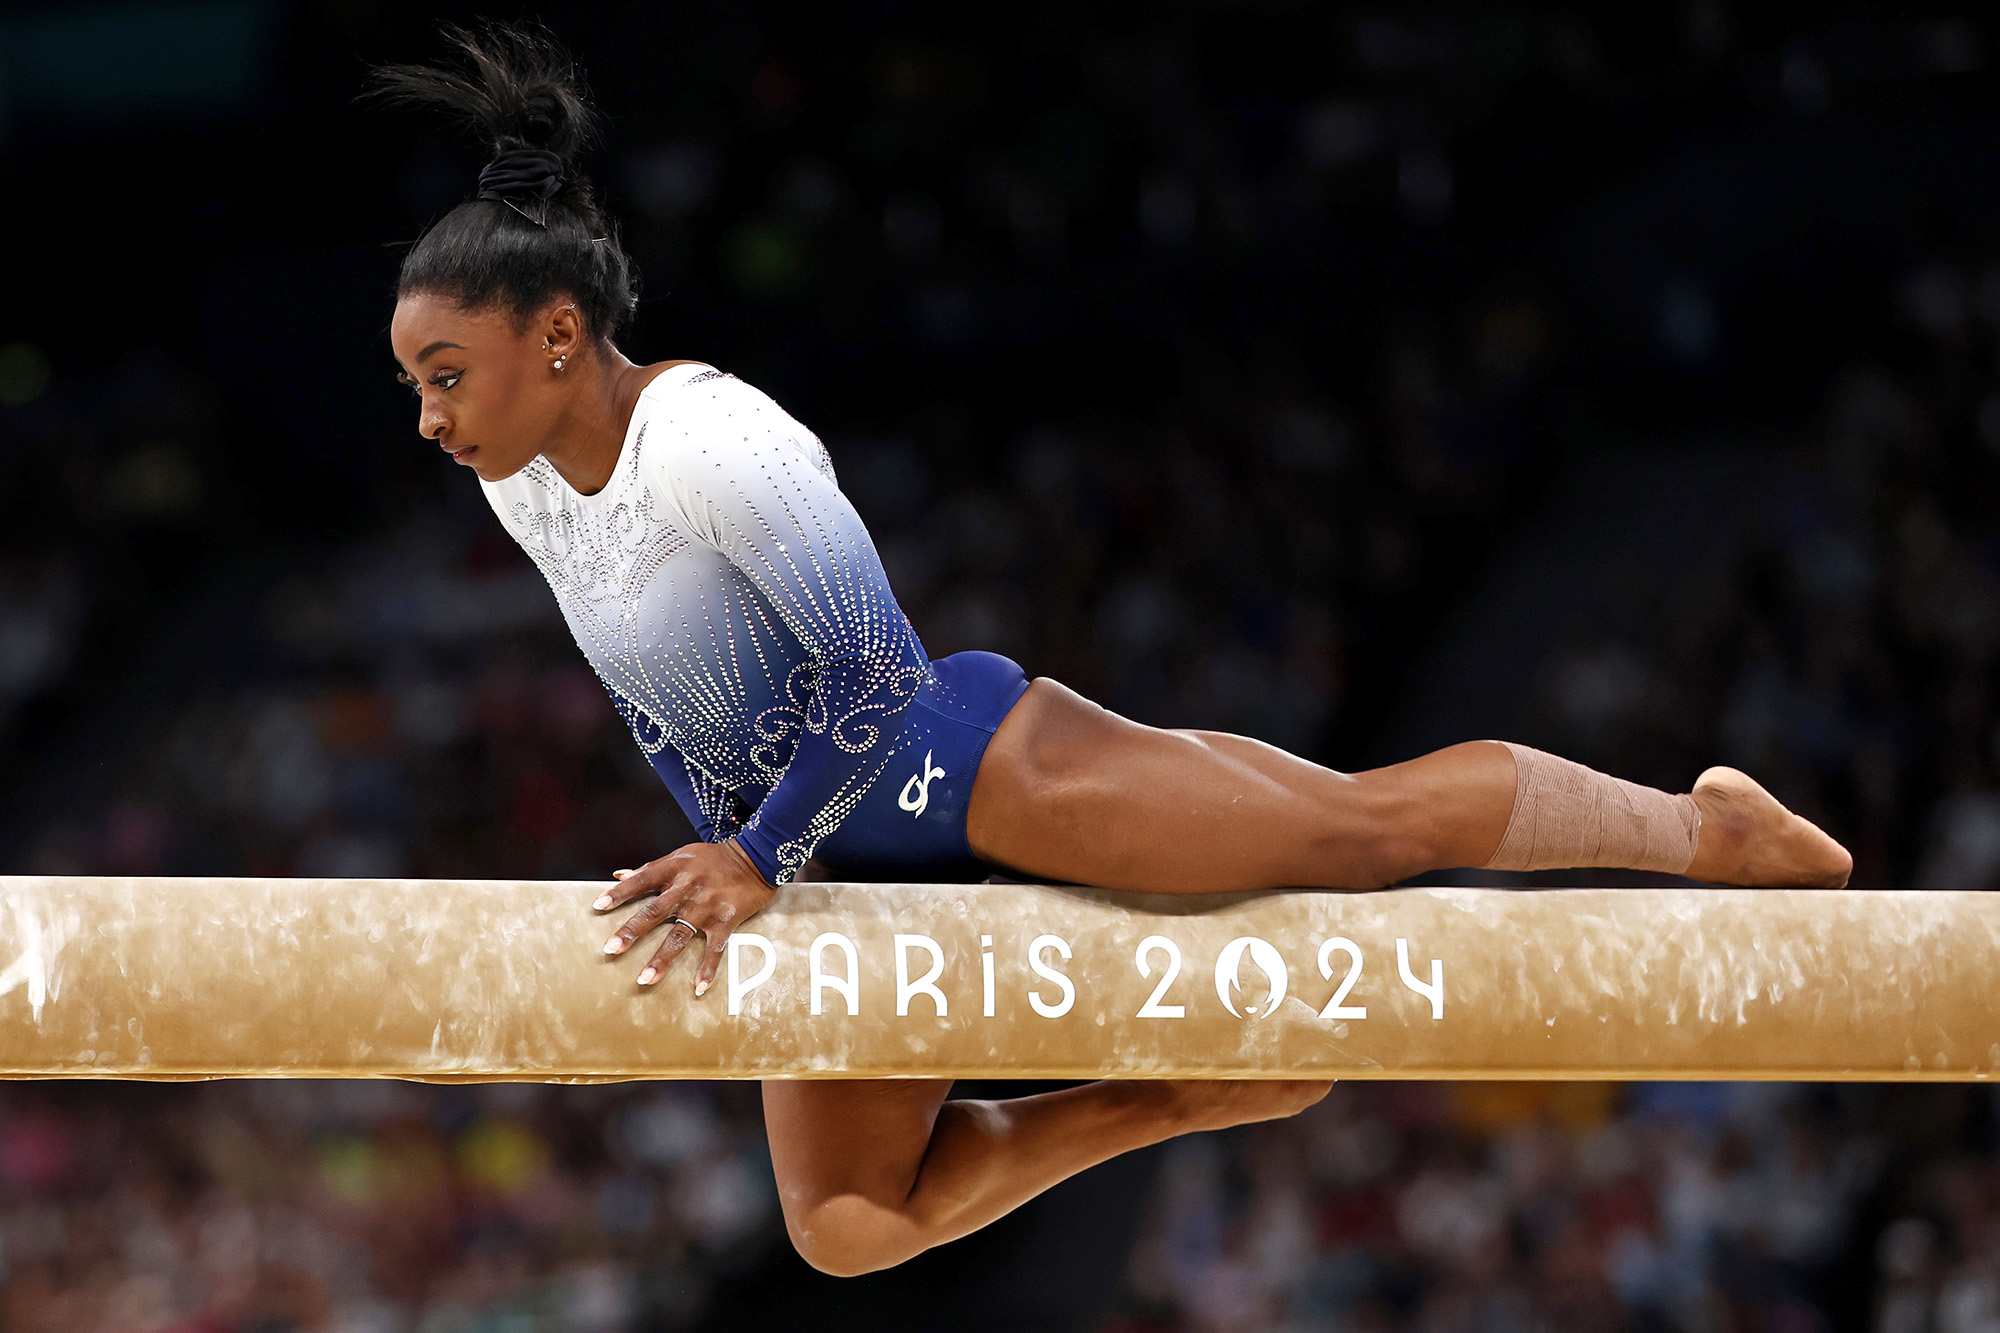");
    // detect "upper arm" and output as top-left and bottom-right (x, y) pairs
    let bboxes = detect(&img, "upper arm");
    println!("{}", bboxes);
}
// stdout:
(643, 378), (905, 661)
